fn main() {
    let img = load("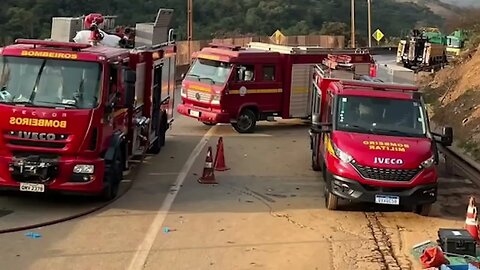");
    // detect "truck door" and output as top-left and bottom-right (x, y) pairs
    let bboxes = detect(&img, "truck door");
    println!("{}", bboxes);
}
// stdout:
(228, 63), (282, 115)
(103, 63), (127, 149)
